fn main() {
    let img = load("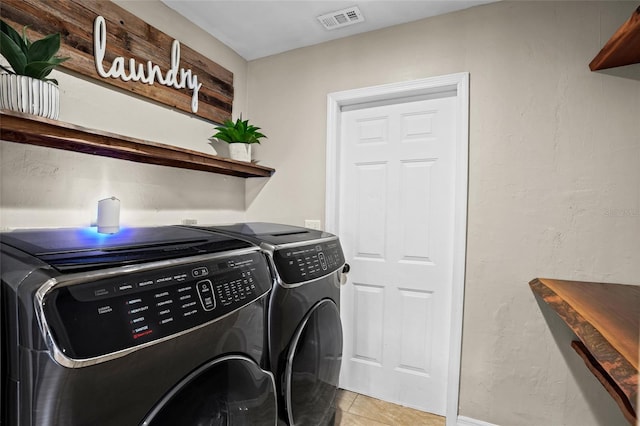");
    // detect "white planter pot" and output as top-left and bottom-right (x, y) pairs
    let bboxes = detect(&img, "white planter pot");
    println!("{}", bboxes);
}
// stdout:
(0, 74), (60, 119)
(228, 143), (252, 162)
